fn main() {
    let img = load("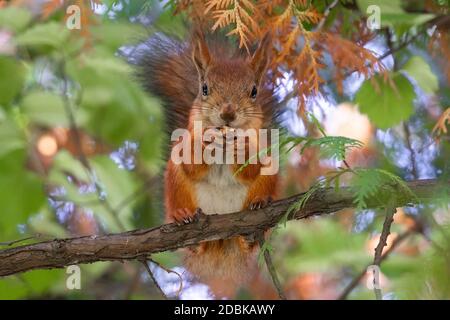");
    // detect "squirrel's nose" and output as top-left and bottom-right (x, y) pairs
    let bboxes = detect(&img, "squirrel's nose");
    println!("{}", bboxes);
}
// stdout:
(220, 103), (236, 123)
